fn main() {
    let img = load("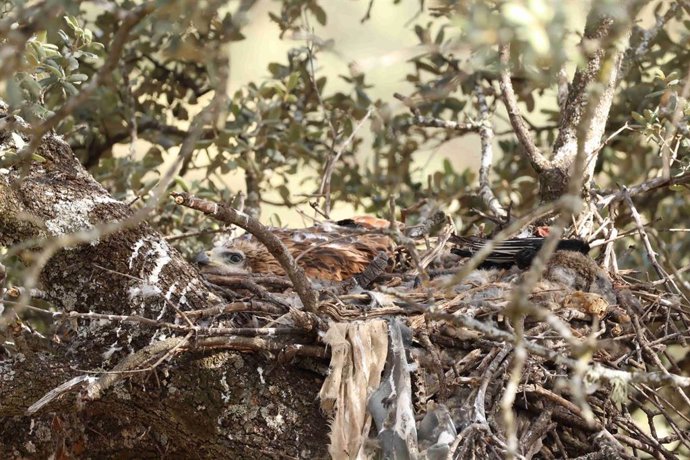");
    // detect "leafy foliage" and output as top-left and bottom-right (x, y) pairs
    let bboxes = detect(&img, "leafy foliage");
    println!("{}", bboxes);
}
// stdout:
(1, 0), (690, 269)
